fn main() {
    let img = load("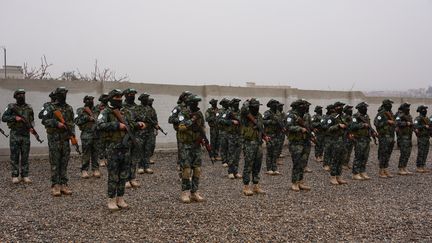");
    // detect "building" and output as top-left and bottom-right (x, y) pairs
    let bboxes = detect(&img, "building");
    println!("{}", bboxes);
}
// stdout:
(0, 65), (24, 79)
